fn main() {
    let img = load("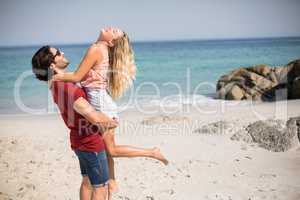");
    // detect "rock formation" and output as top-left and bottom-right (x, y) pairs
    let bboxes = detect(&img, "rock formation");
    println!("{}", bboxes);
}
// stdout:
(216, 58), (300, 101)
(231, 118), (299, 152)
